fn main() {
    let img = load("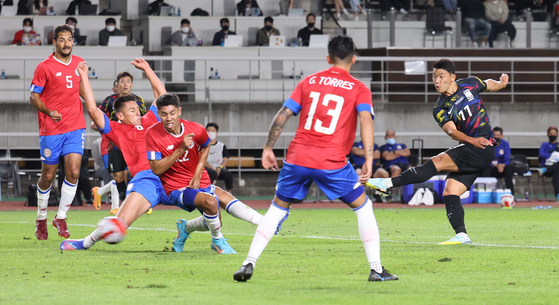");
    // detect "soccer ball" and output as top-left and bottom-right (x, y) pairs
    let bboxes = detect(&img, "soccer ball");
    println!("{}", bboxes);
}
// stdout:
(97, 216), (128, 244)
(500, 194), (516, 209)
